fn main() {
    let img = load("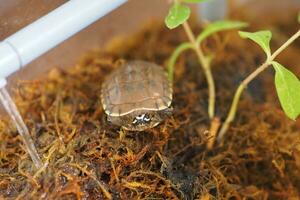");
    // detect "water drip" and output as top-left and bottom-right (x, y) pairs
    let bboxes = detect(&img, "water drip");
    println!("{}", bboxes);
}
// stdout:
(0, 86), (42, 169)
